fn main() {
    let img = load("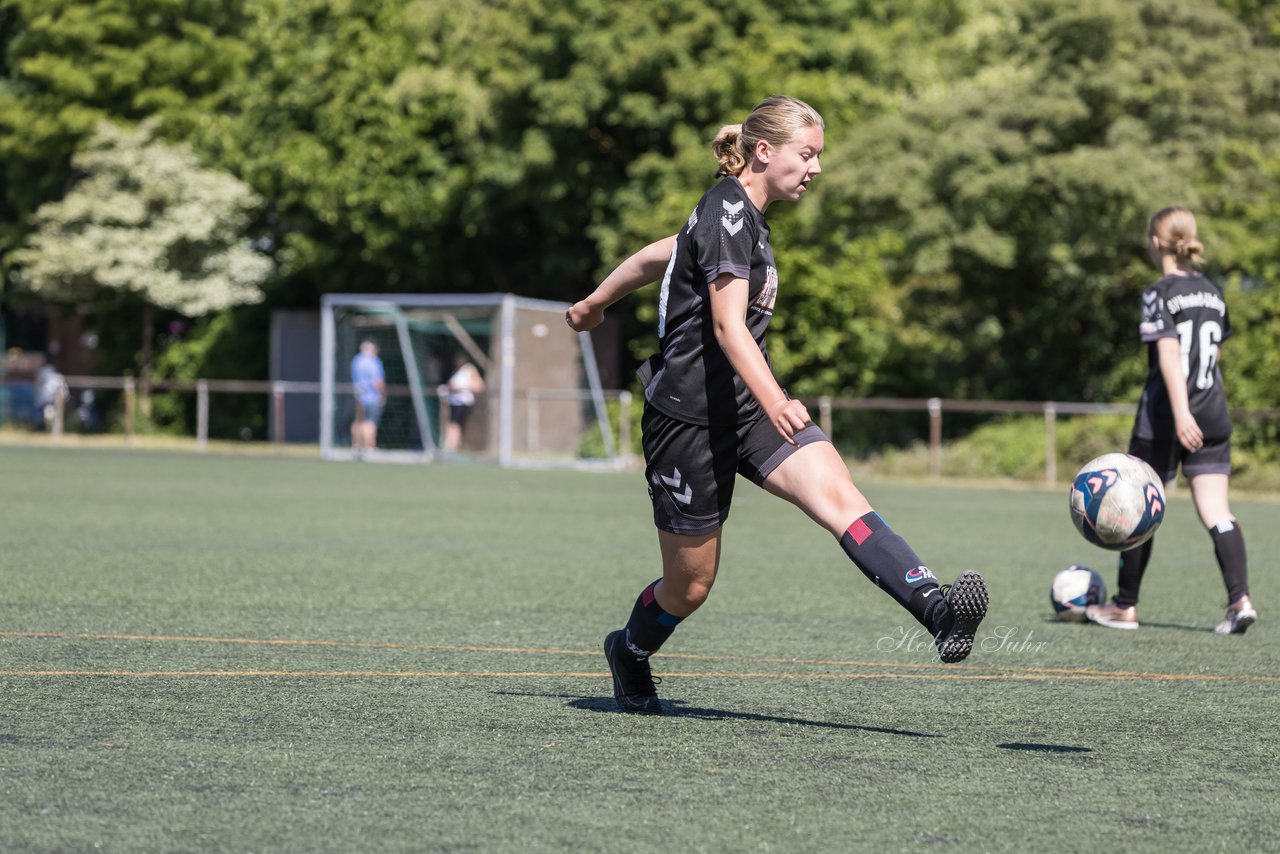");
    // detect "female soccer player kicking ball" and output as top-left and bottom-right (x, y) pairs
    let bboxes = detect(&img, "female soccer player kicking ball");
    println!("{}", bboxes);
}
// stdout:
(567, 96), (989, 714)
